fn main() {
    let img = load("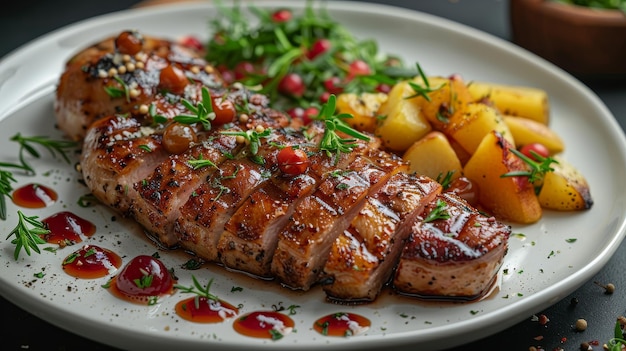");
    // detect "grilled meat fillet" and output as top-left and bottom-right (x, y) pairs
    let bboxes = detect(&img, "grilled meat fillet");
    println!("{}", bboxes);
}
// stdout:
(57, 30), (511, 302)
(393, 192), (511, 300)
